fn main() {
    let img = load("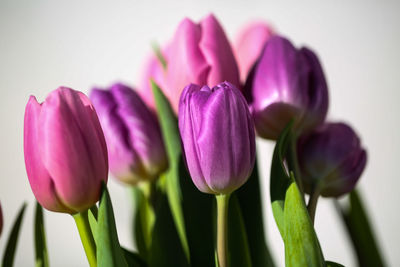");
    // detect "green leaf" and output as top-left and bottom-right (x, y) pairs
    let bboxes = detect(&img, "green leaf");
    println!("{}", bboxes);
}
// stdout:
(178, 157), (215, 267)
(122, 248), (147, 267)
(34, 202), (49, 267)
(149, 193), (189, 267)
(326, 261), (345, 267)
(228, 194), (252, 267)
(284, 179), (324, 267)
(270, 122), (293, 235)
(1, 202), (27, 267)
(97, 186), (128, 267)
(151, 80), (190, 262)
(88, 205), (98, 244)
(336, 190), (386, 267)
(237, 160), (275, 267)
